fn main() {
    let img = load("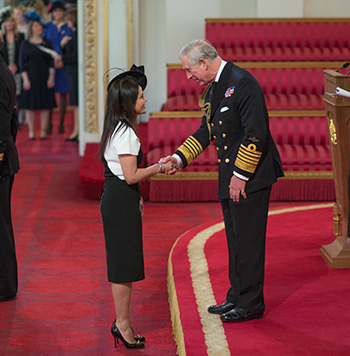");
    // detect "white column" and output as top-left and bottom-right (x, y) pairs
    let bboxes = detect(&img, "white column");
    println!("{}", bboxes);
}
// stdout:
(77, 0), (128, 155)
